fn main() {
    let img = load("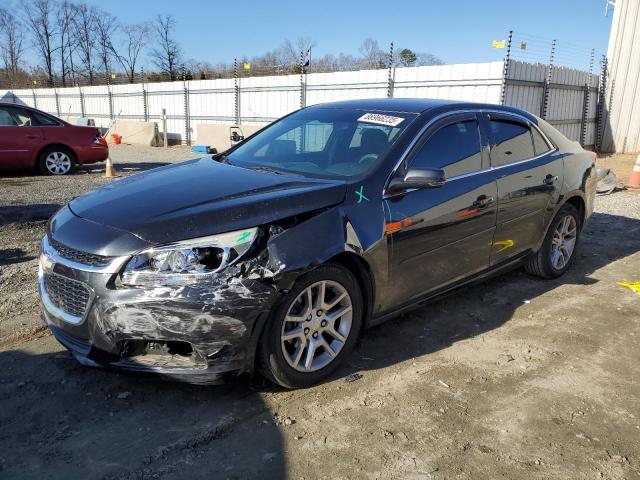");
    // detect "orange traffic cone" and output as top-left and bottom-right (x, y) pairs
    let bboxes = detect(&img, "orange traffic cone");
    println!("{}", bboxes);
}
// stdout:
(628, 154), (640, 189)
(104, 157), (118, 178)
